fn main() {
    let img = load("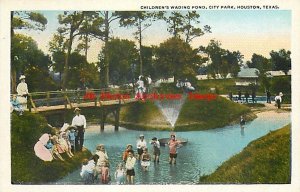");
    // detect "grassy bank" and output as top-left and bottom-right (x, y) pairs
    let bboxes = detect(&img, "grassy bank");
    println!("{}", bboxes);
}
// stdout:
(118, 95), (254, 131)
(119, 101), (171, 130)
(11, 112), (91, 184)
(175, 96), (254, 131)
(199, 124), (291, 184)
